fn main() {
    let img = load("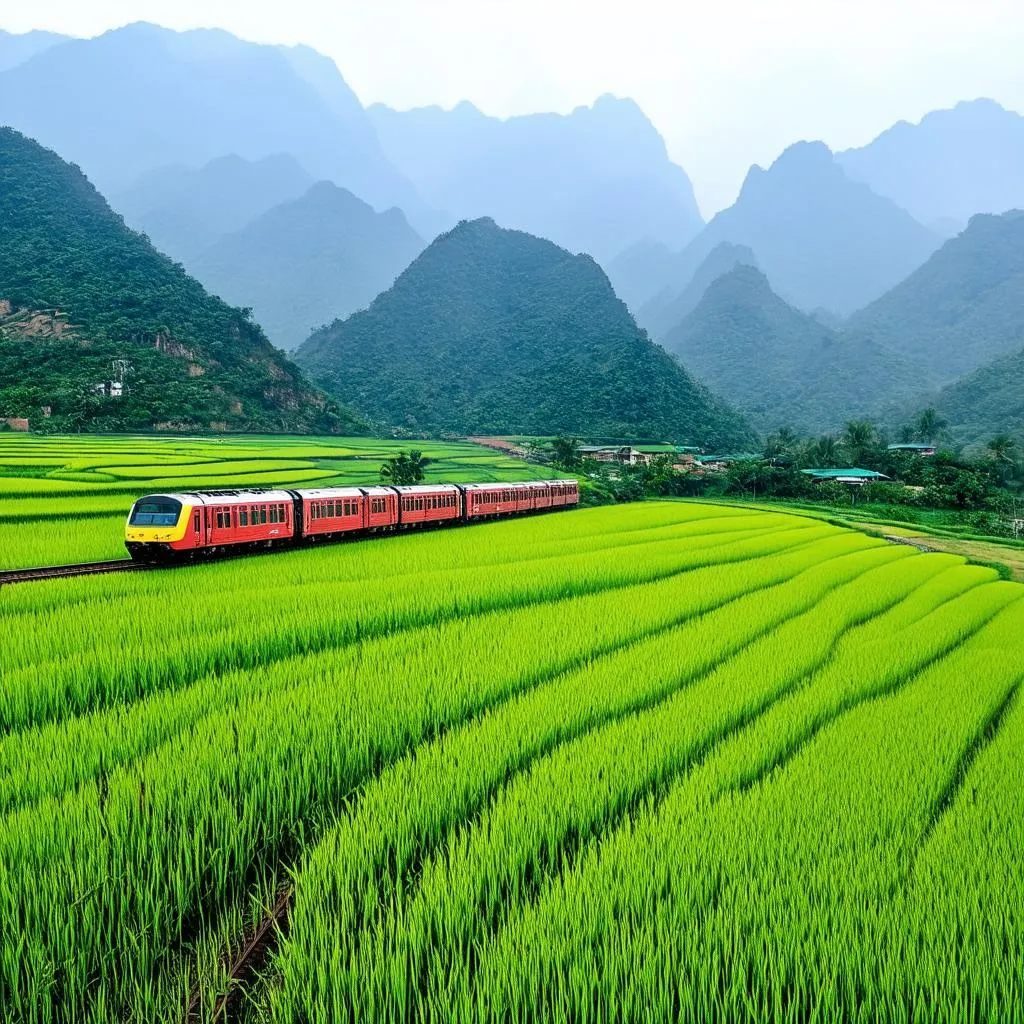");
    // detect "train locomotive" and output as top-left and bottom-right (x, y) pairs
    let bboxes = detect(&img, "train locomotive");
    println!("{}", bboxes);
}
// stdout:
(124, 479), (579, 561)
